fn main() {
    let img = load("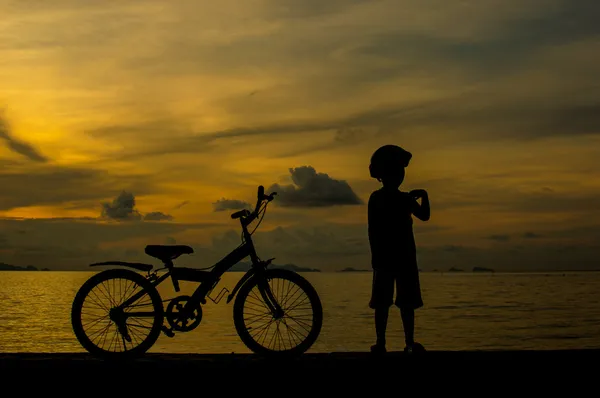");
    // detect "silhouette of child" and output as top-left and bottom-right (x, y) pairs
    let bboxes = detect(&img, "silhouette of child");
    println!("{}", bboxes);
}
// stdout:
(367, 144), (430, 354)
